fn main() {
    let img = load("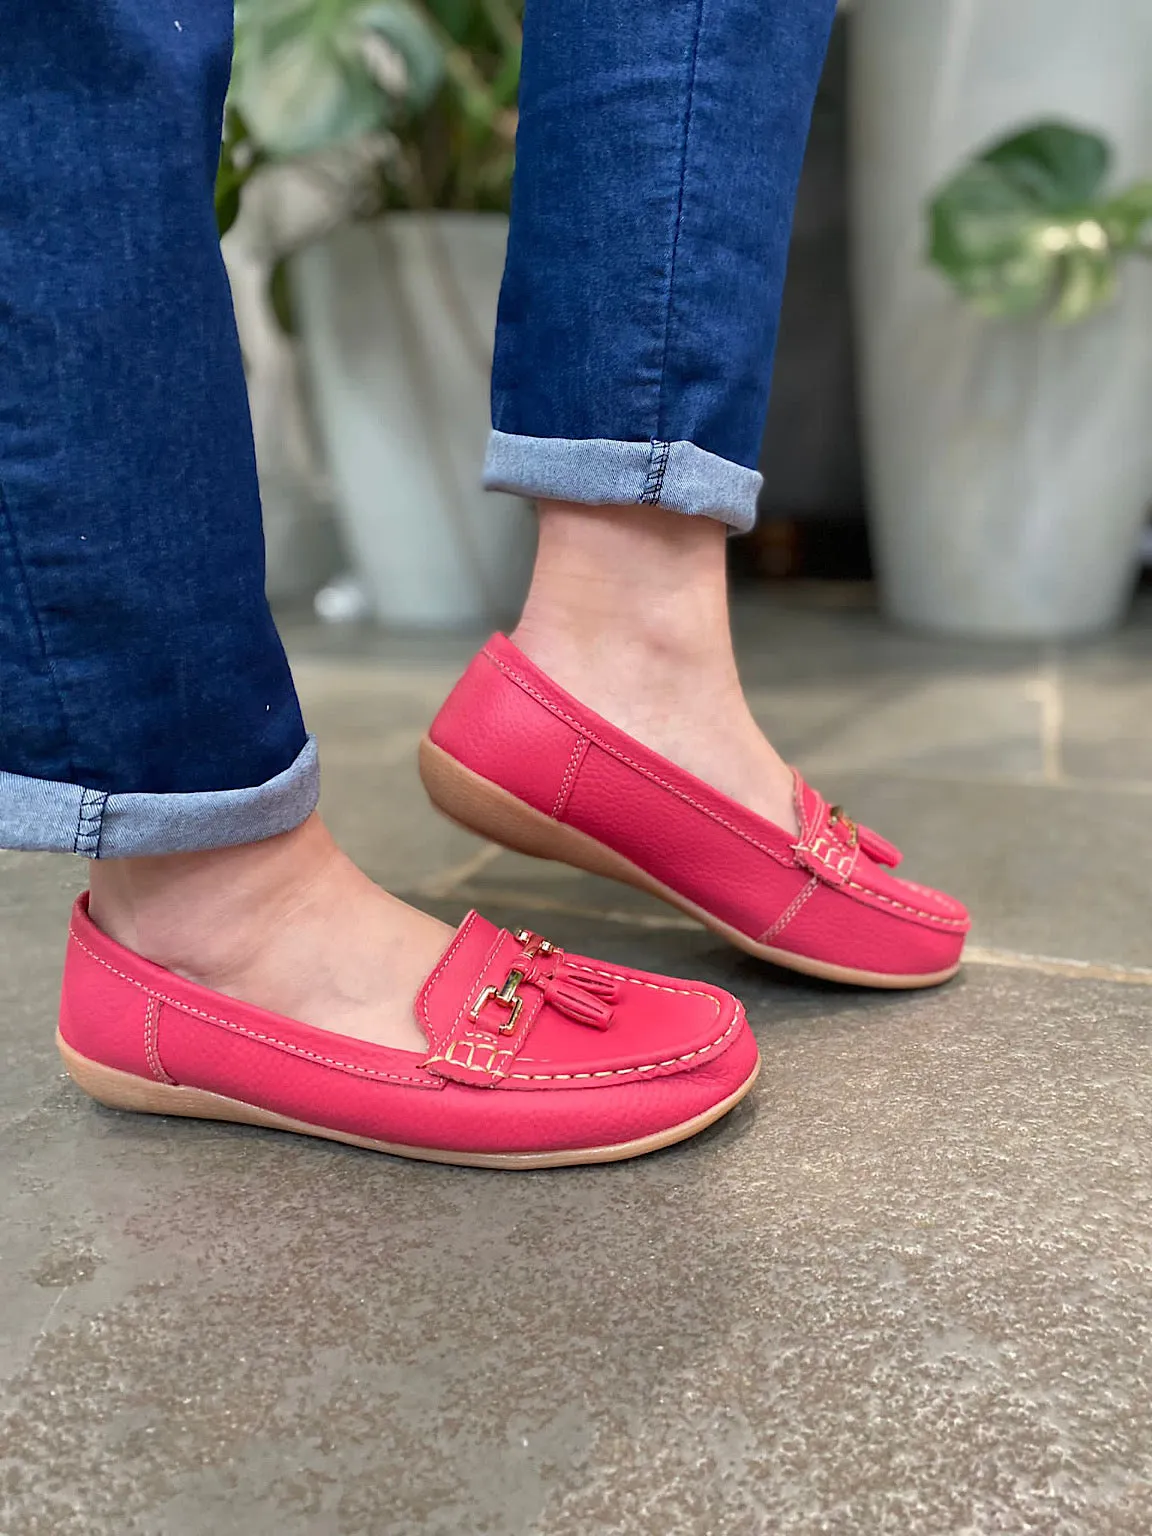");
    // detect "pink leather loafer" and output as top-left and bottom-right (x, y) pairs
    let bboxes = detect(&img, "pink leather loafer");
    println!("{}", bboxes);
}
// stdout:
(58, 895), (759, 1170)
(421, 635), (970, 989)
